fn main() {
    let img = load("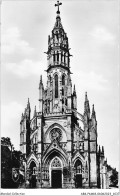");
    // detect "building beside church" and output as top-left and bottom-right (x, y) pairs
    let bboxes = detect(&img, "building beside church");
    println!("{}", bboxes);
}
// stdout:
(20, 1), (109, 189)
